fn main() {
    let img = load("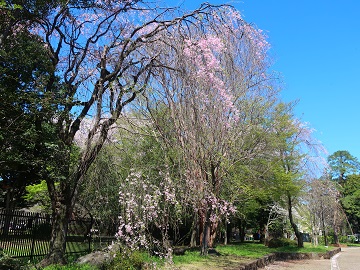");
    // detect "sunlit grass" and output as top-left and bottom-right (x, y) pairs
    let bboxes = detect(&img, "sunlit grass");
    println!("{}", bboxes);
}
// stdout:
(172, 250), (209, 264)
(274, 242), (334, 253)
(172, 241), (336, 267)
(347, 243), (360, 247)
(216, 242), (272, 258)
